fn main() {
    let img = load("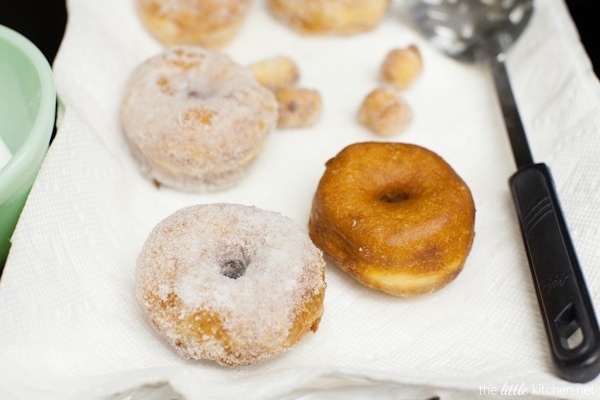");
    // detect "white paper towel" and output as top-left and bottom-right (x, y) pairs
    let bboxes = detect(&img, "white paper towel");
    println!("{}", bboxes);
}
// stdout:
(1, 0), (600, 399)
